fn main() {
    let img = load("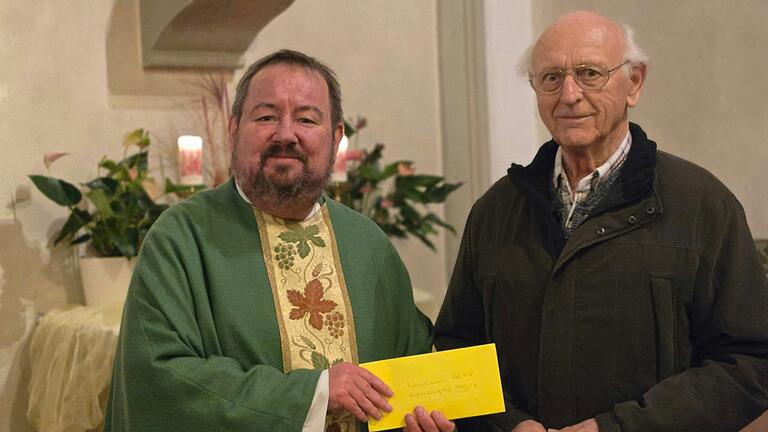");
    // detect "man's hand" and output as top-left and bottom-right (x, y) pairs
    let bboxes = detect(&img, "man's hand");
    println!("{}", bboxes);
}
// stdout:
(512, 419), (547, 432)
(547, 418), (598, 432)
(328, 362), (393, 422)
(403, 406), (455, 432)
